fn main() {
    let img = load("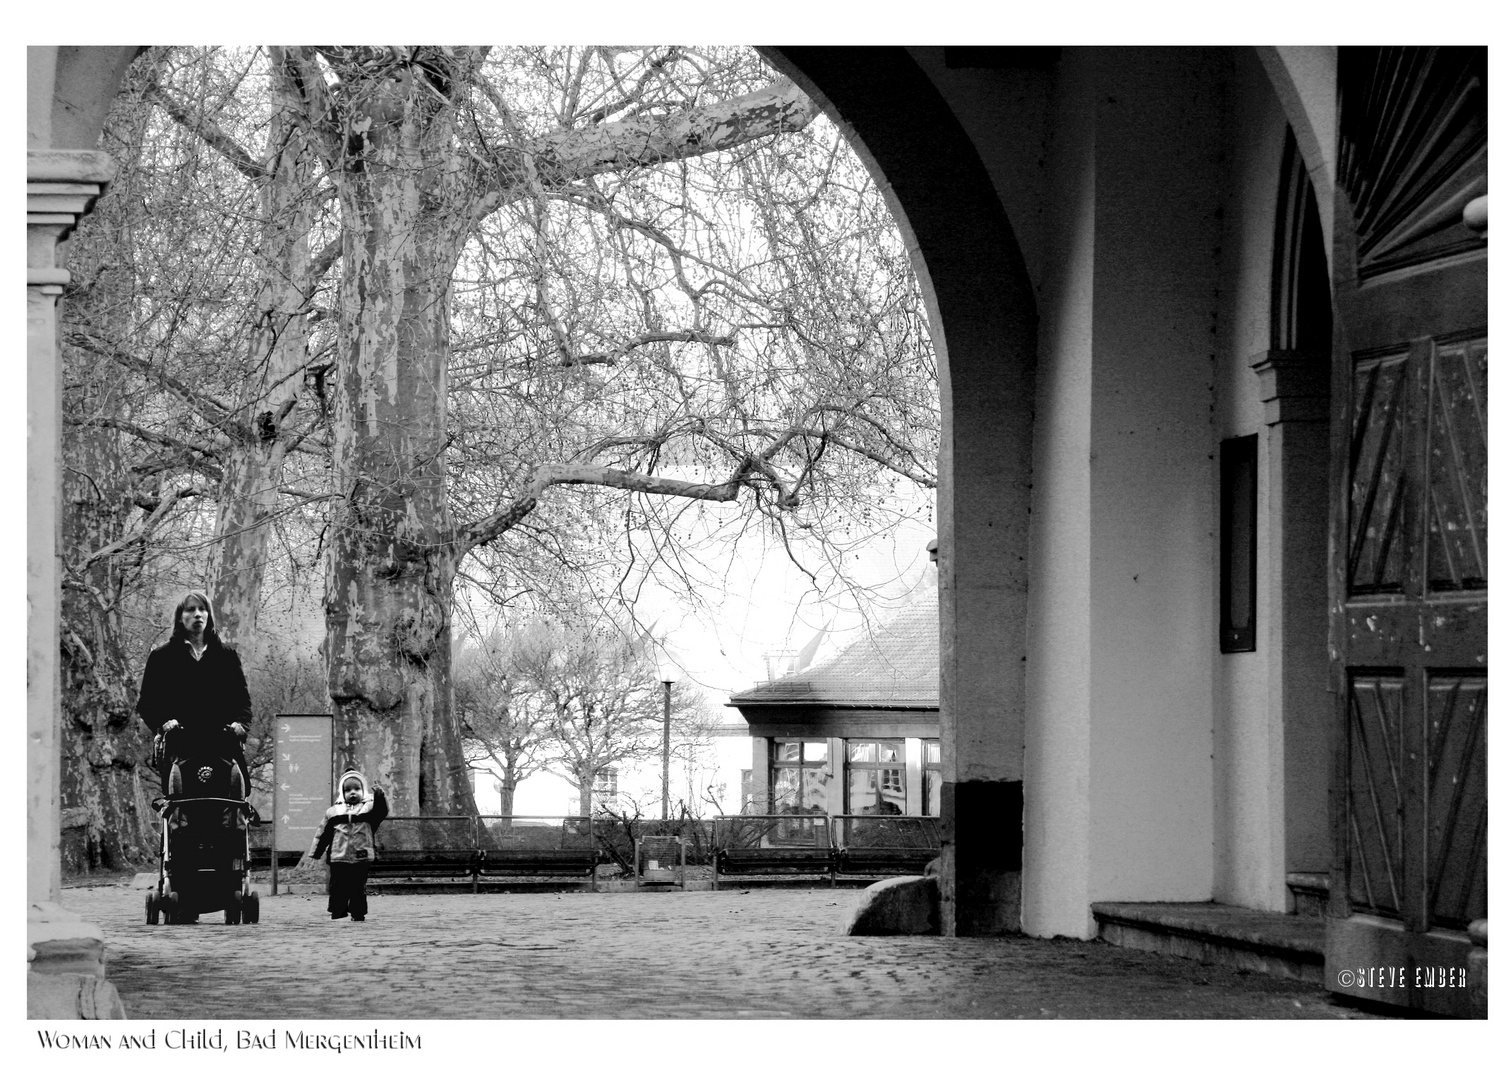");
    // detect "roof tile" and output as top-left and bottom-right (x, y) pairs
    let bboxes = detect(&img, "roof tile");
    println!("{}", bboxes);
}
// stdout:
(729, 591), (939, 707)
